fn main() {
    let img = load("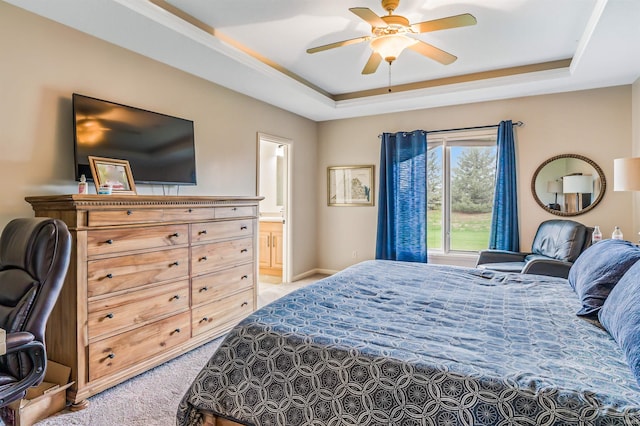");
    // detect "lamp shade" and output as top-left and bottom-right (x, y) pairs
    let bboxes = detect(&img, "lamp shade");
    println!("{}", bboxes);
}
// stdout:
(547, 180), (562, 193)
(614, 157), (640, 191)
(563, 175), (592, 194)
